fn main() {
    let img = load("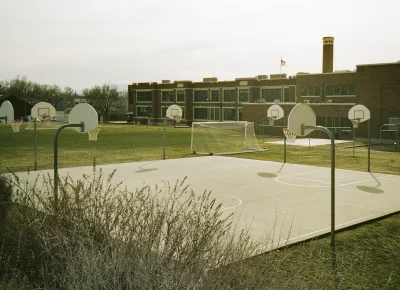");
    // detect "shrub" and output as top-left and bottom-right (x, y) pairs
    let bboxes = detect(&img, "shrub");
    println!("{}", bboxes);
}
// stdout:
(4, 169), (262, 289)
(0, 175), (12, 203)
